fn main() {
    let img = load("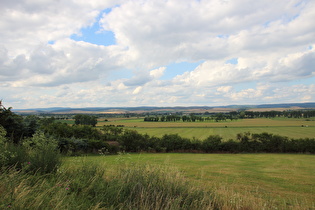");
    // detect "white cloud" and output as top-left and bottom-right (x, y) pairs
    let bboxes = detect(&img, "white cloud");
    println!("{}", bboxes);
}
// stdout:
(150, 67), (165, 79)
(132, 86), (142, 95)
(0, 0), (122, 56)
(1, 0), (315, 108)
(217, 86), (233, 93)
(100, 0), (315, 63)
